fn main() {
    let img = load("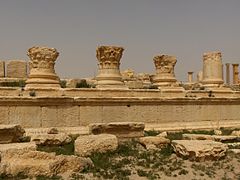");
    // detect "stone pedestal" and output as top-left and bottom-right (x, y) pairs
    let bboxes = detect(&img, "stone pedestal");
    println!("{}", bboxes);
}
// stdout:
(25, 46), (61, 89)
(225, 63), (230, 85)
(202, 52), (224, 88)
(232, 64), (239, 85)
(95, 46), (127, 89)
(187, 72), (194, 83)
